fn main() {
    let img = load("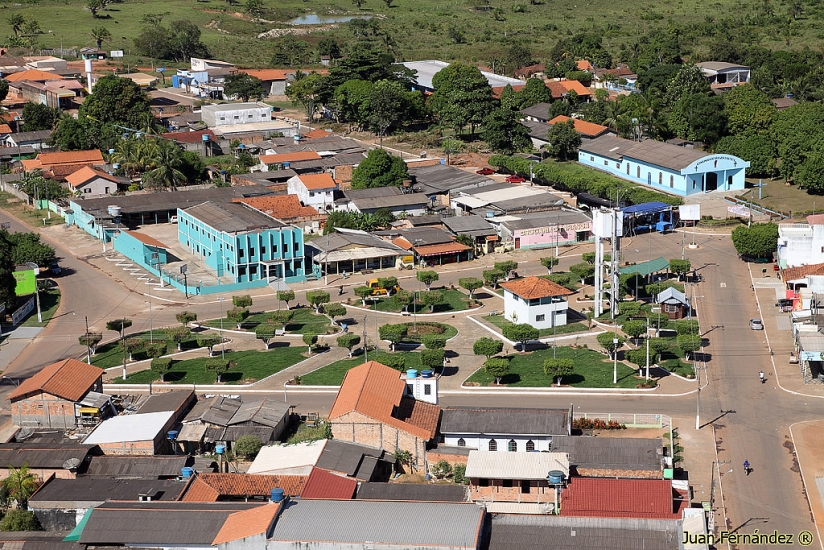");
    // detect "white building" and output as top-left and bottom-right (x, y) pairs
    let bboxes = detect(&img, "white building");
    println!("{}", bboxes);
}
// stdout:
(201, 102), (272, 128)
(439, 407), (570, 452)
(696, 61), (750, 89)
(287, 173), (337, 212)
(500, 276), (572, 330)
(777, 215), (824, 268)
